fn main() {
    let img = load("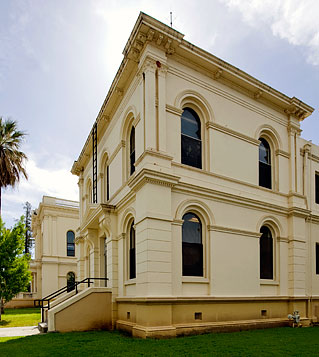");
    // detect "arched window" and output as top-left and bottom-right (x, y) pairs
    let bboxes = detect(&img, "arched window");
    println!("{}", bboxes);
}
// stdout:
(259, 138), (271, 189)
(181, 108), (202, 169)
(129, 222), (136, 279)
(260, 226), (273, 279)
(67, 272), (76, 292)
(130, 127), (135, 175)
(67, 230), (75, 257)
(182, 213), (203, 276)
